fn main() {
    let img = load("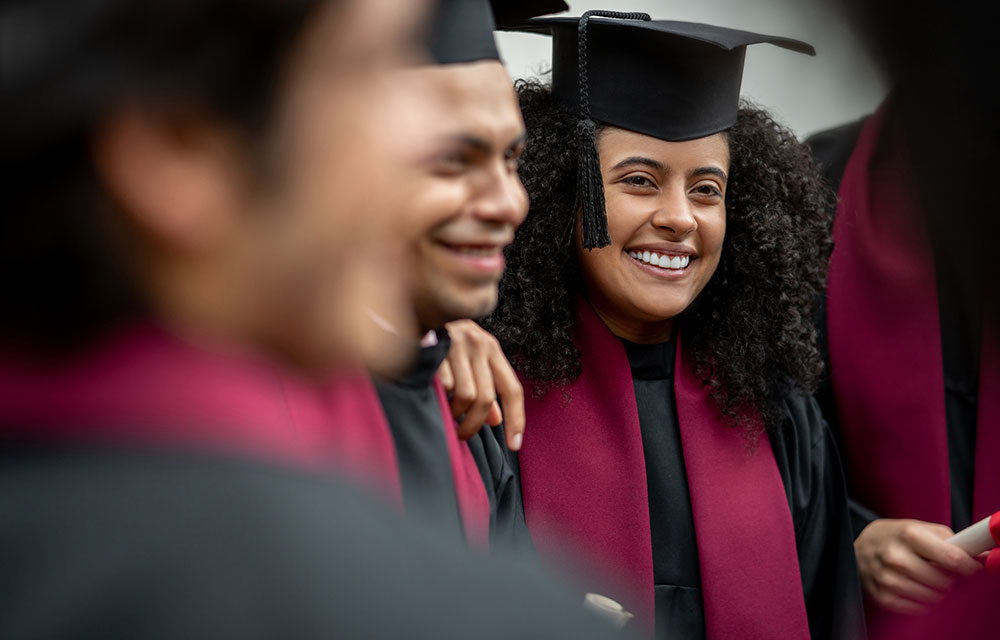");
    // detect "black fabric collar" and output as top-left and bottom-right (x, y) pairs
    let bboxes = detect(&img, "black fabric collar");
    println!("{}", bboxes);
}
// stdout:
(392, 330), (452, 389)
(620, 338), (675, 381)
